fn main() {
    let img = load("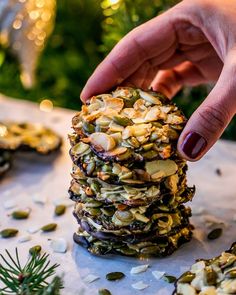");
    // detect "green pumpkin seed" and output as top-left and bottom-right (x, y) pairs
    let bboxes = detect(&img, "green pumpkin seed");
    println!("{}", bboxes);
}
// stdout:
(71, 142), (89, 155)
(142, 143), (154, 151)
(115, 210), (133, 222)
(55, 205), (66, 216)
(106, 272), (125, 281)
(0, 228), (18, 238)
(98, 289), (112, 295)
(41, 223), (57, 232)
(101, 208), (115, 217)
(225, 270), (236, 279)
(90, 181), (100, 193)
(206, 268), (217, 285)
(11, 210), (30, 219)
(85, 200), (102, 208)
(230, 243), (236, 255)
(178, 272), (195, 284)
(163, 275), (176, 284)
(85, 208), (101, 216)
(207, 228), (222, 240)
(83, 122), (95, 133)
(113, 116), (133, 126)
(140, 245), (160, 254)
(86, 161), (96, 175)
(29, 245), (42, 256)
(142, 150), (158, 160)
